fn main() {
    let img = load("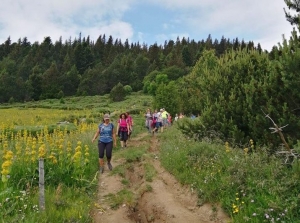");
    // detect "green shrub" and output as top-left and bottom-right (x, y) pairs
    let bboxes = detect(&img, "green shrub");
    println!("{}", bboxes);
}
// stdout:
(110, 83), (127, 102)
(159, 127), (300, 222)
(123, 85), (132, 95)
